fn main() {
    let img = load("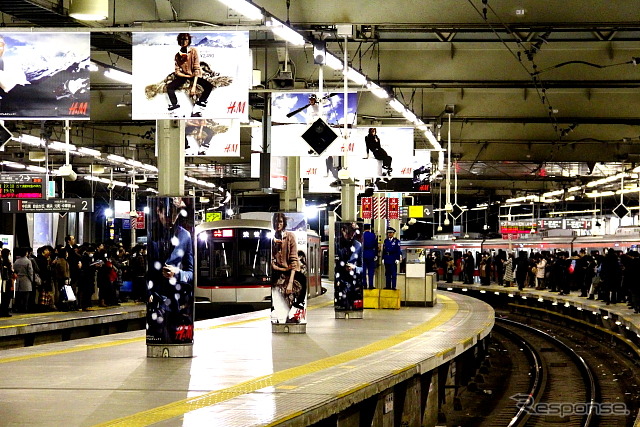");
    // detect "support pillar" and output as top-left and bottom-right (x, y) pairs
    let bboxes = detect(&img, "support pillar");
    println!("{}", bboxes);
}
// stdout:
(147, 119), (193, 358)
(278, 156), (304, 211)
